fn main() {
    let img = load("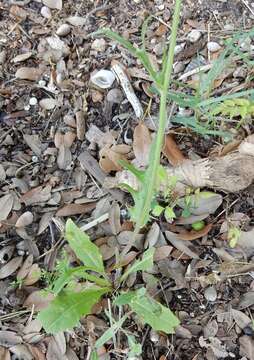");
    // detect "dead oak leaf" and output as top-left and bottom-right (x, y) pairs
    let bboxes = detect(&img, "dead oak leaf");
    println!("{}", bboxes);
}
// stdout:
(0, 193), (14, 222)
(133, 122), (152, 167)
(20, 185), (51, 206)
